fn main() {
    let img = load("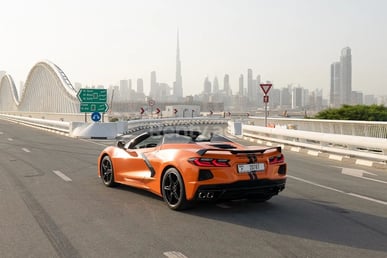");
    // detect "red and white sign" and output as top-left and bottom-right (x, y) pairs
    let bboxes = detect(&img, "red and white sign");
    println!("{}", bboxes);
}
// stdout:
(148, 100), (155, 106)
(260, 83), (272, 95)
(263, 95), (269, 103)
(140, 107), (145, 114)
